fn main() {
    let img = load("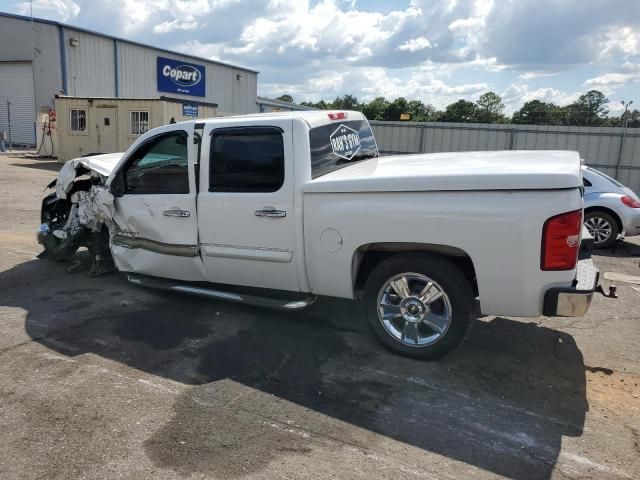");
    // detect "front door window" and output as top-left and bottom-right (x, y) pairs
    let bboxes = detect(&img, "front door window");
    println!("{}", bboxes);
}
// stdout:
(123, 131), (189, 194)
